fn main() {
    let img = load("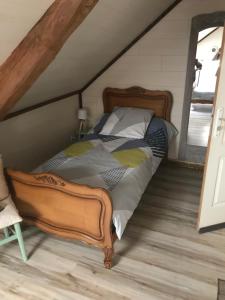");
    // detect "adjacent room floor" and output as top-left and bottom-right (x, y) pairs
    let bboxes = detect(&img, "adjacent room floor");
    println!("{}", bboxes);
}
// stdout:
(187, 104), (212, 147)
(0, 162), (225, 300)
